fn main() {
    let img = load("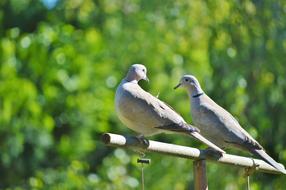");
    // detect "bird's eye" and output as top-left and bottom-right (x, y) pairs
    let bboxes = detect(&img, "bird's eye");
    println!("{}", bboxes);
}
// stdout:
(185, 78), (189, 82)
(142, 69), (145, 72)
